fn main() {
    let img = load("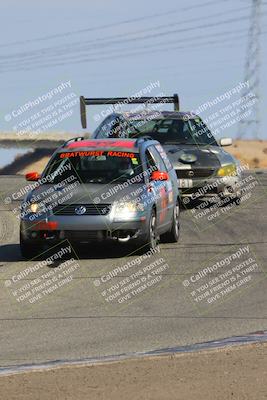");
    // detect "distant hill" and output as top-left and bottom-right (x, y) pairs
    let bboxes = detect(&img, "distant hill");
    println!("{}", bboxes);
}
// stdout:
(0, 131), (89, 149)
